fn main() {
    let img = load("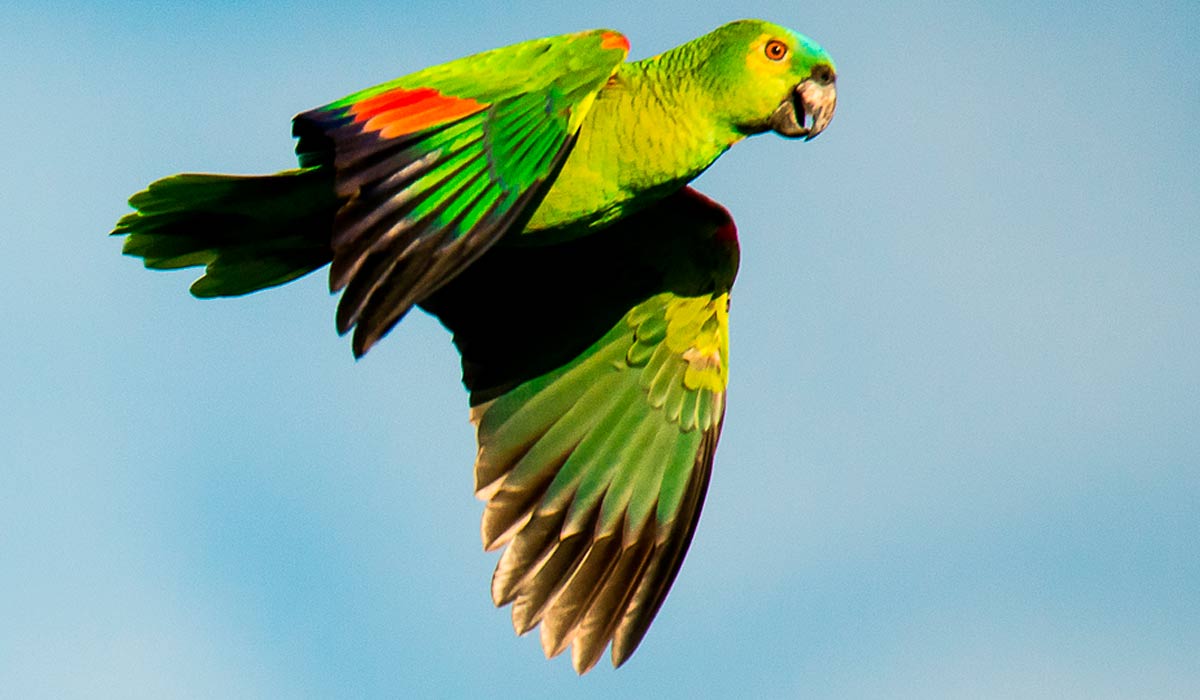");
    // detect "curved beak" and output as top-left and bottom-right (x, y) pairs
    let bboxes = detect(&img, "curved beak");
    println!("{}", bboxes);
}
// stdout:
(769, 75), (837, 141)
